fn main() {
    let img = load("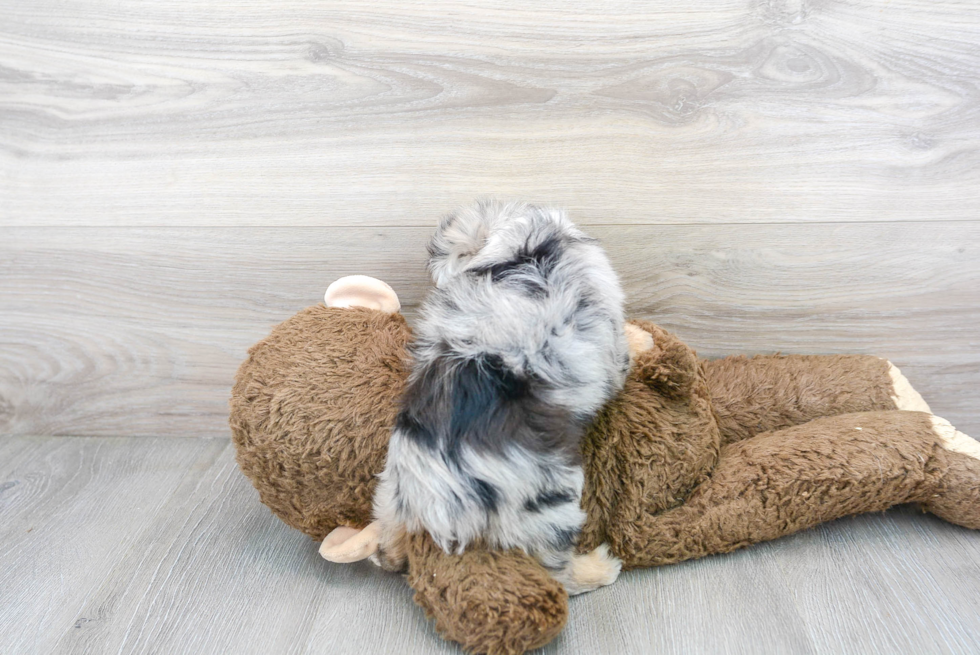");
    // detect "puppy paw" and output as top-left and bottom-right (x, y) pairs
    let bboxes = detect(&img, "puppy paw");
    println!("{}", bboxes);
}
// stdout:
(563, 543), (622, 596)
(371, 543), (409, 573)
(371, 521), (410, 572)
